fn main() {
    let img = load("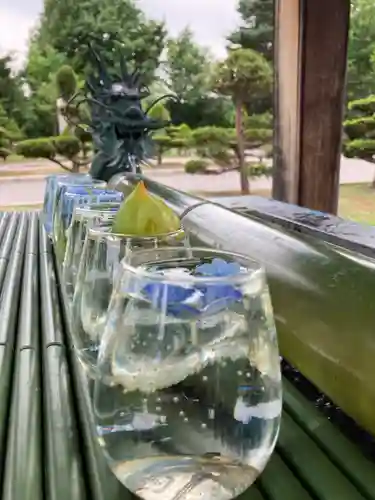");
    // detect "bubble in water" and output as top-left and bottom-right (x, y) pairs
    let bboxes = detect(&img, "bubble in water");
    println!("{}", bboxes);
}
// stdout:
(208, 409), (215, 420)
(156, 406), (162, 412)
(201, 423), (207, 429)
(173, 397), (179, 403)
(183, 417), (189, 423)
(237, 370), (243, 376)
(179, 411), (185, 417)
(202, 376), (208, 382)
